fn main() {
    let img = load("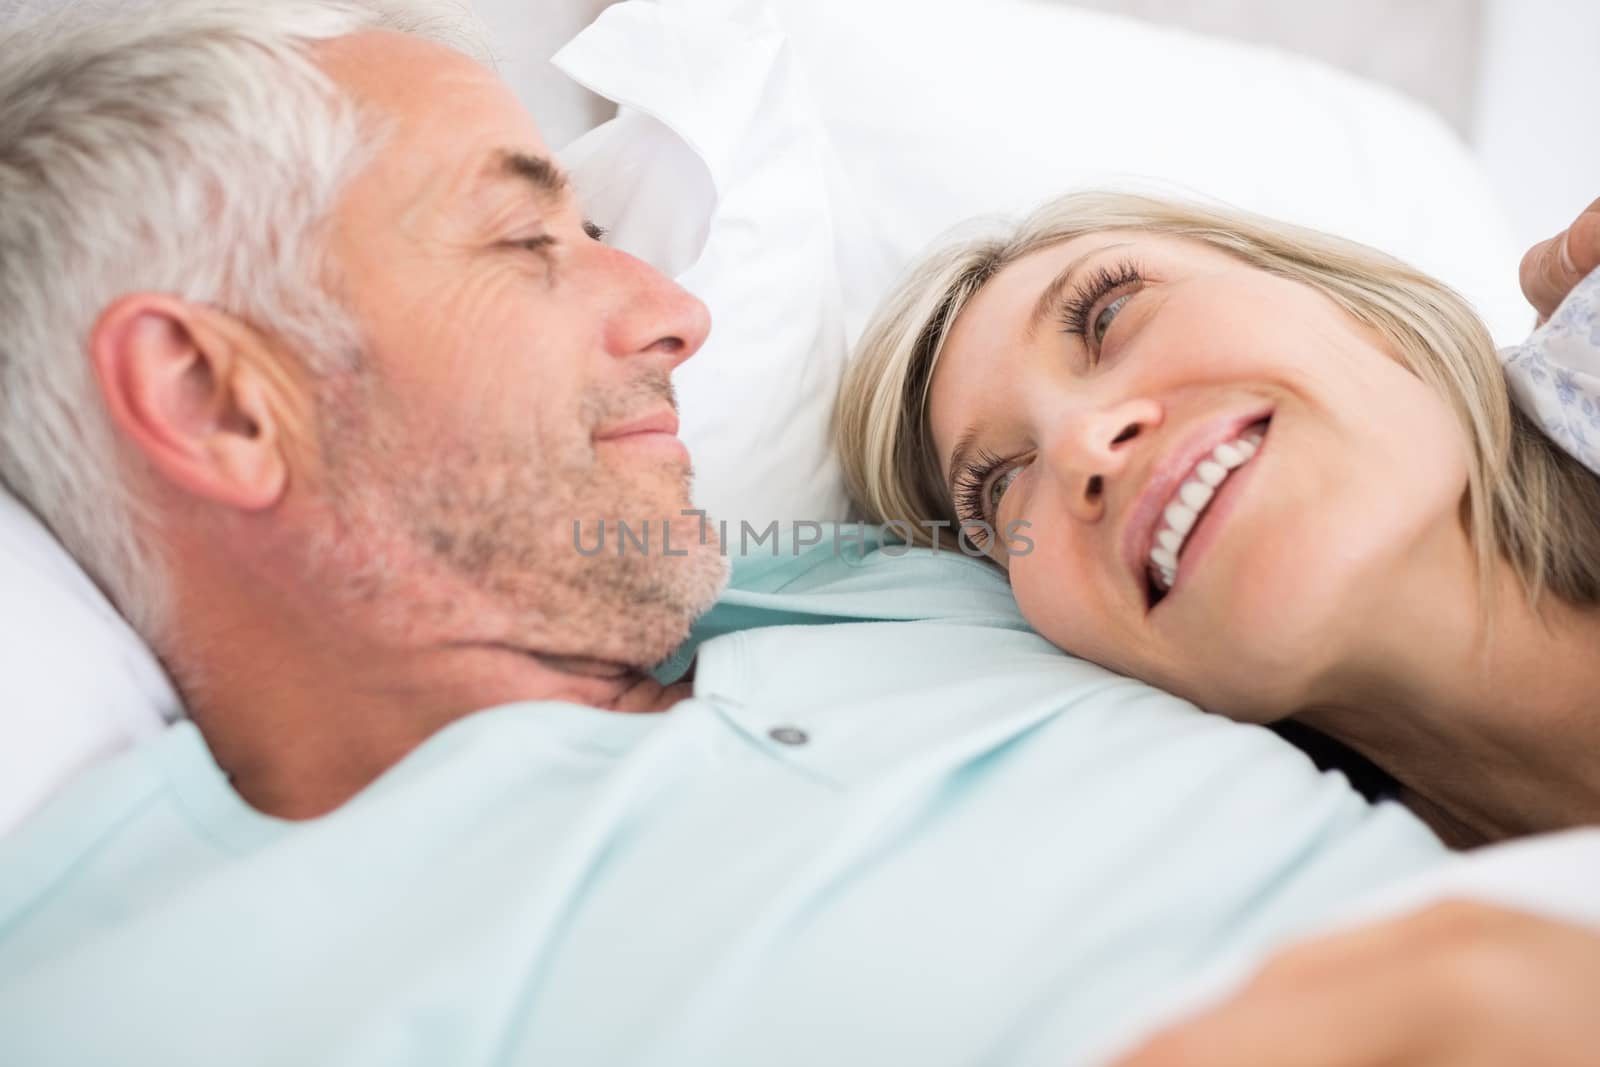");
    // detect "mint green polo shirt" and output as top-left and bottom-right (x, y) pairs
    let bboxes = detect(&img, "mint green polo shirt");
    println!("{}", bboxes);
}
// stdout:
(0, 535), (1443, 1065)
